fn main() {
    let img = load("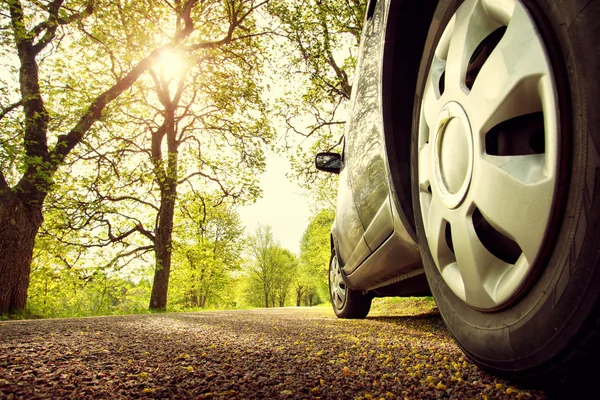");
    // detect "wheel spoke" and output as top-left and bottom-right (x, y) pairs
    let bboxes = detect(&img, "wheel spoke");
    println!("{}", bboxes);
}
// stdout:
(445, 0), (500, 93)
(425, 195), (451, 268)
(418, 142), (433, 191)
(468, 5), (551, 132)
(422, 60), (445, 129)
(330, 257), (346, 308)
(472, 155), (554, 262)
(451, 213), (501, 307)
